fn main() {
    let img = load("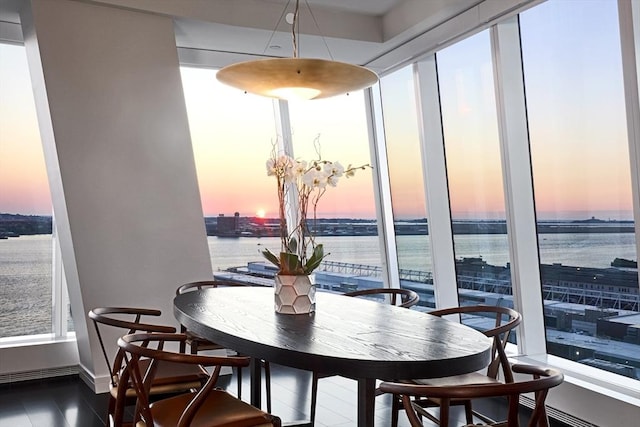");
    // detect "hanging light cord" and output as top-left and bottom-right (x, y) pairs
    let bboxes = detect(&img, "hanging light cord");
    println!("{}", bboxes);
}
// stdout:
(262, 0), (292, 56)
(292, 0), (299, 58)
(261, 0), (335, 60)
(303, 0), (334, 60)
